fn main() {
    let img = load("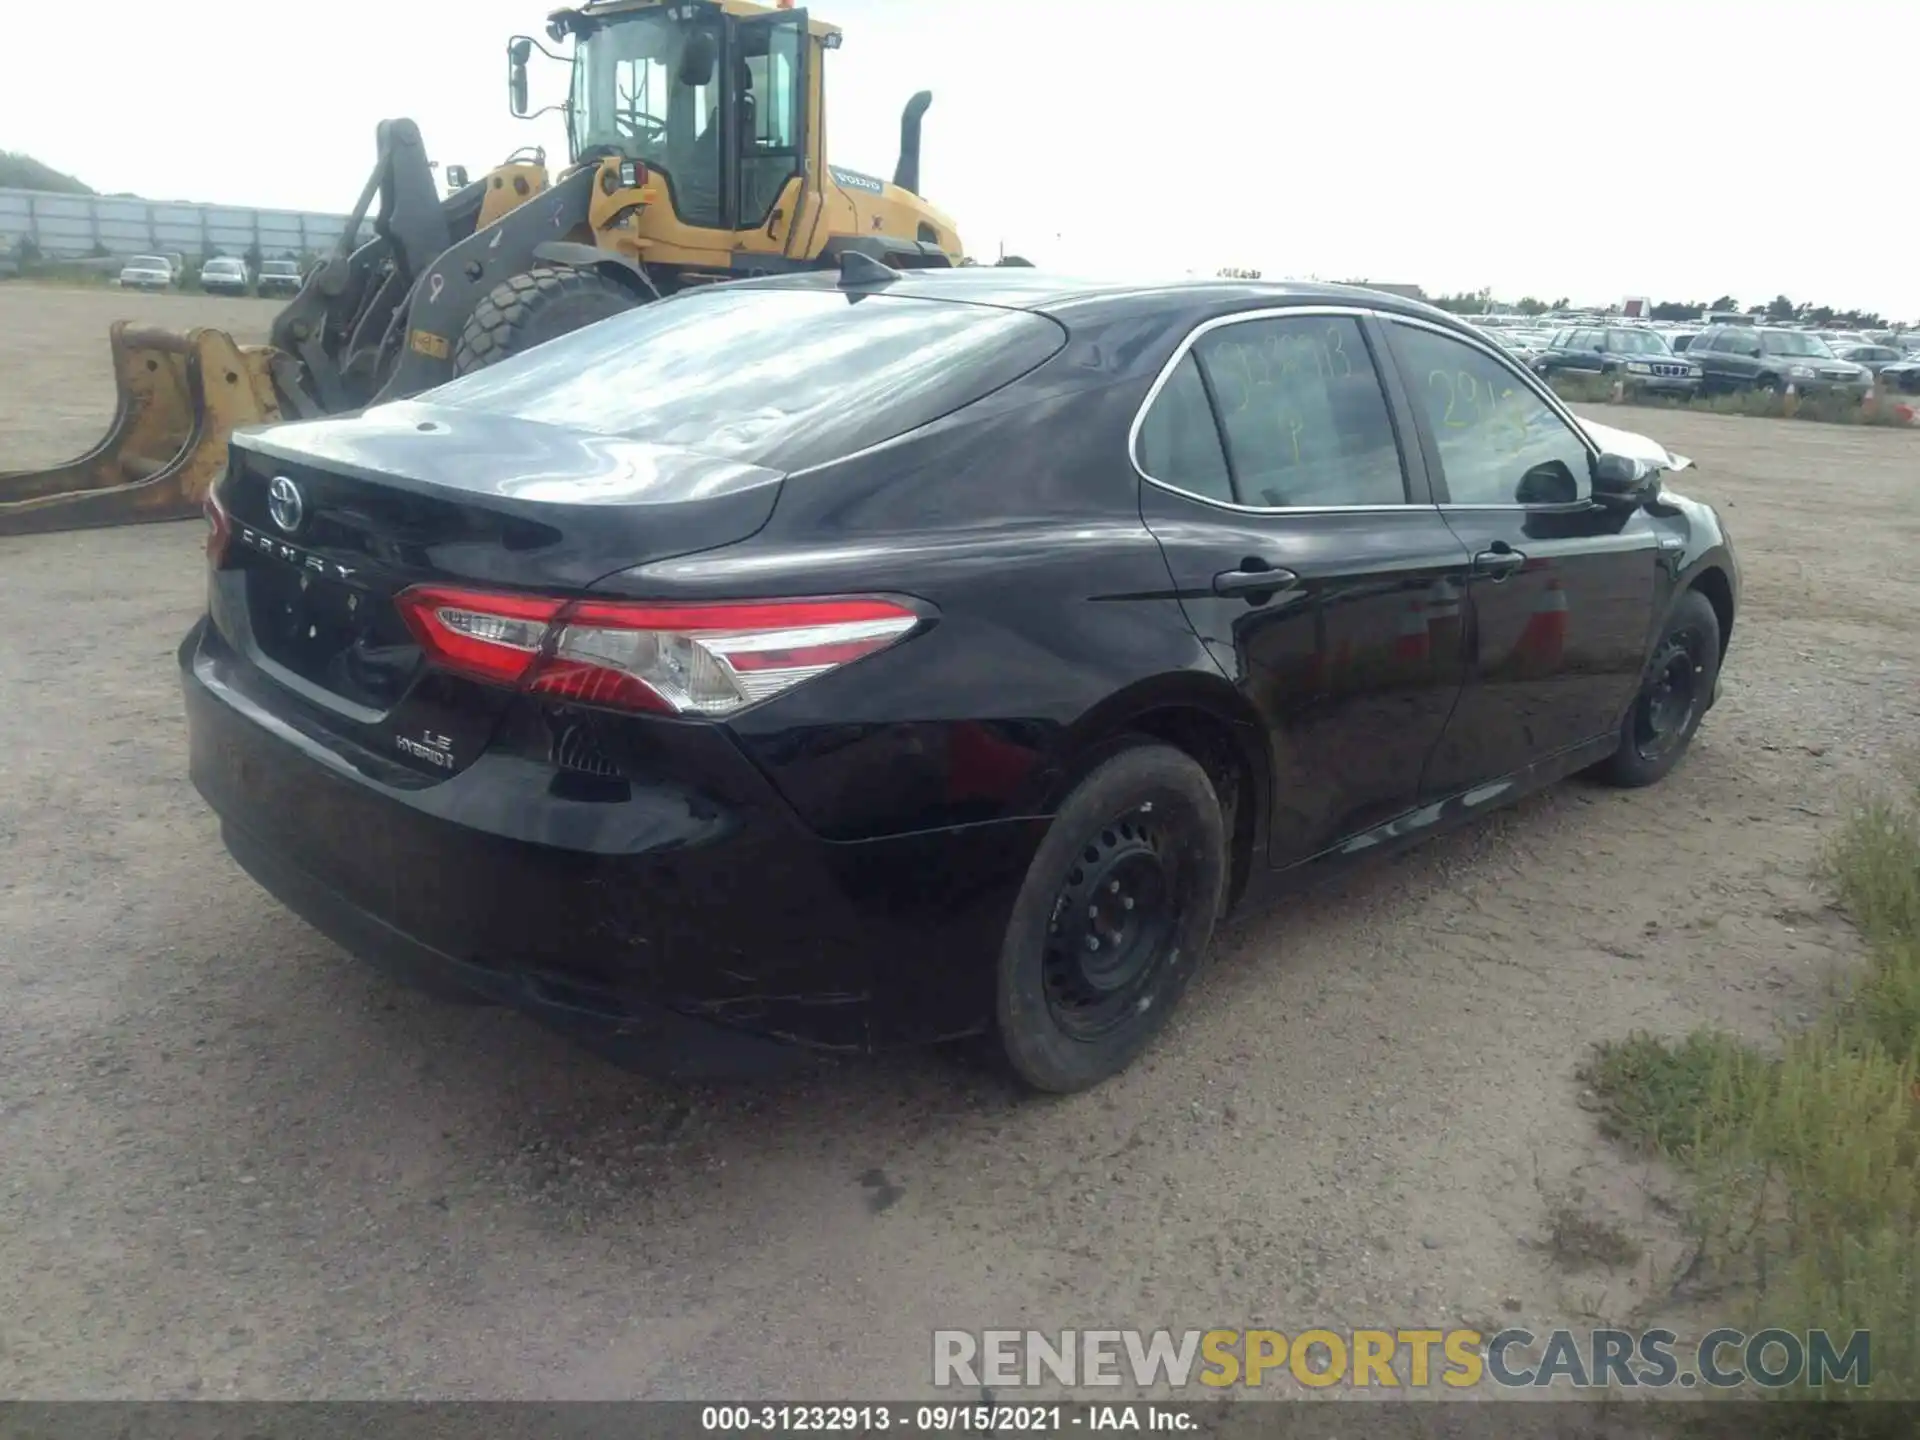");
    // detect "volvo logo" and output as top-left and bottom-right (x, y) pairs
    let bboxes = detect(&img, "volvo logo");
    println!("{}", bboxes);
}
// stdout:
(267, 475), (305, 533)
